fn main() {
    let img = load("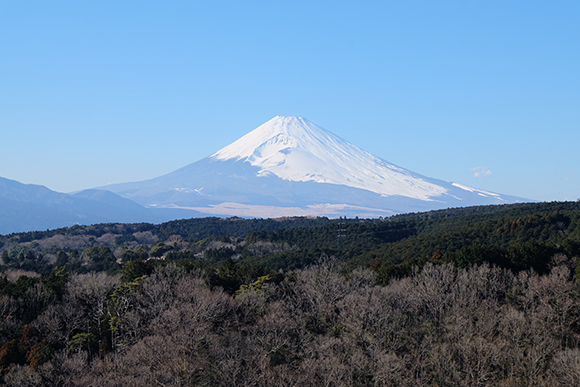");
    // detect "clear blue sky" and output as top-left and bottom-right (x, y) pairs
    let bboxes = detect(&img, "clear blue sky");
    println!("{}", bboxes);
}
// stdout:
(1, 1), (578, 201)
